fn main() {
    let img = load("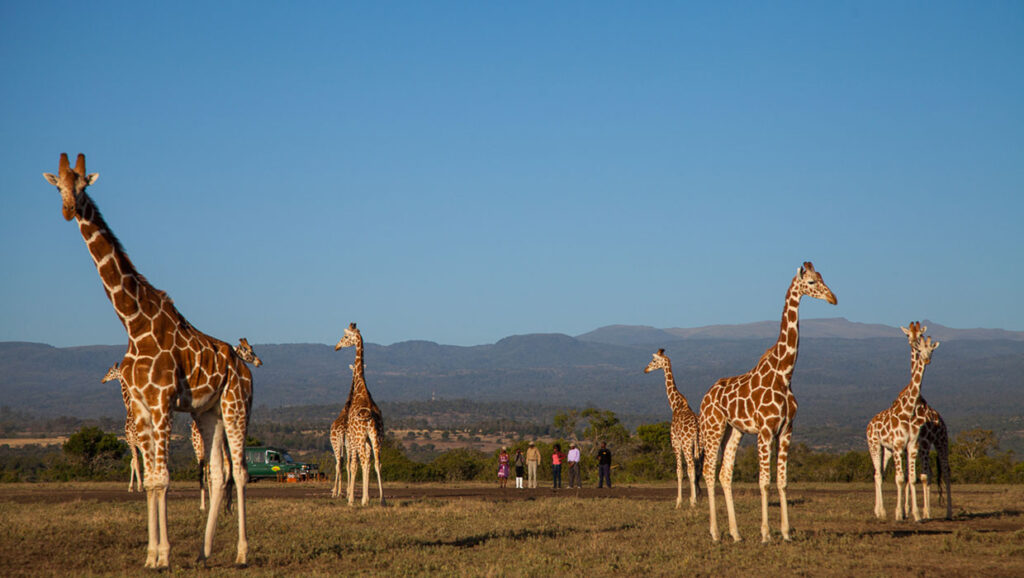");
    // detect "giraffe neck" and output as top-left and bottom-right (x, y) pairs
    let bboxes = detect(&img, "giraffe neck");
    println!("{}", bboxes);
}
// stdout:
(74, 193), (172, 336)
(896, 353), (928, 419)
(351, 338), (367, 395)
(662, 365), (687, 408)
(119, 379), (131, 407)
(769, 275), (803, 377)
